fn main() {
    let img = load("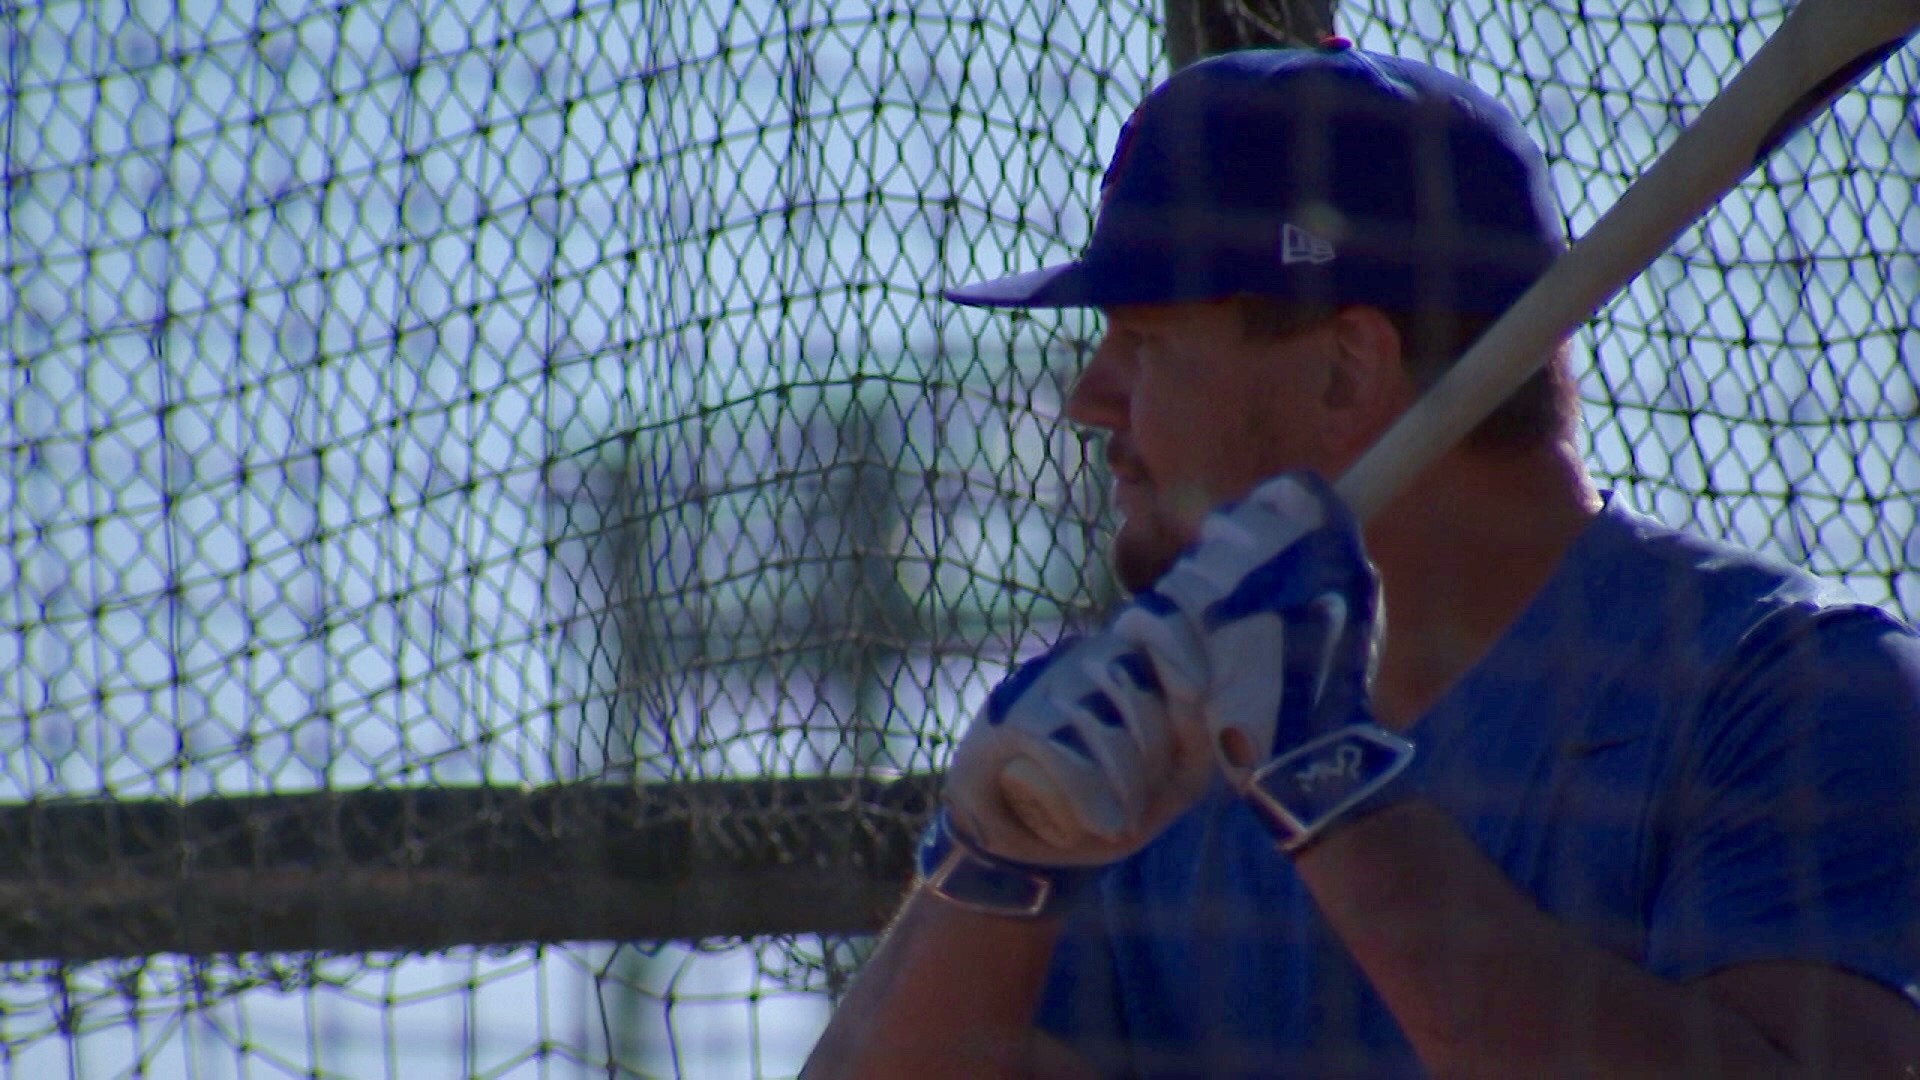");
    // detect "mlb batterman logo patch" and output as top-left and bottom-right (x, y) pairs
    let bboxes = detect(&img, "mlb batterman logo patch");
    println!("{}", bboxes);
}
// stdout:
(1280, 222), (1336, 265)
